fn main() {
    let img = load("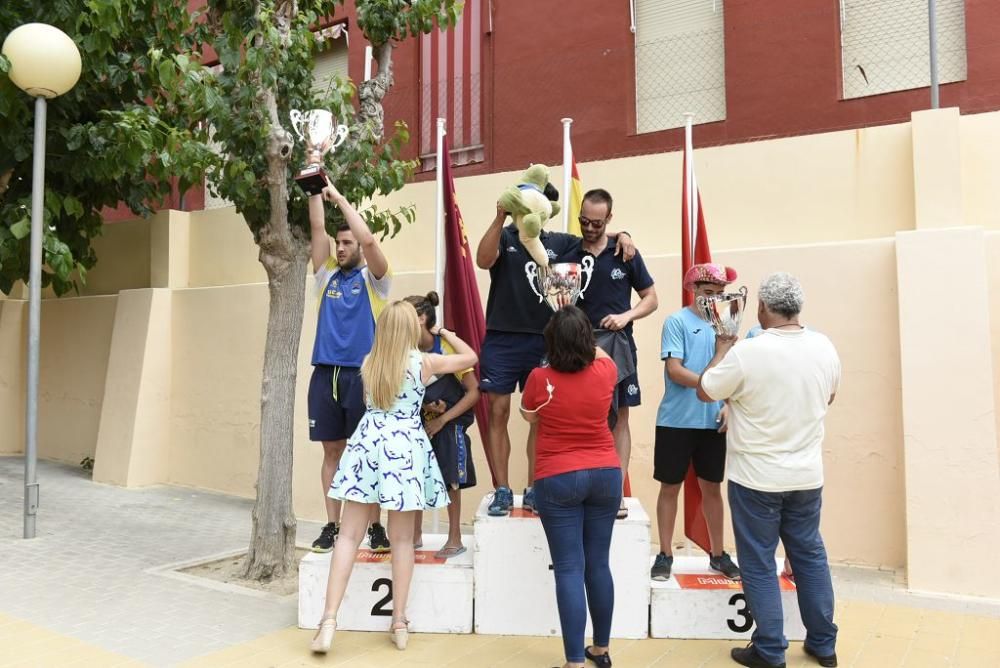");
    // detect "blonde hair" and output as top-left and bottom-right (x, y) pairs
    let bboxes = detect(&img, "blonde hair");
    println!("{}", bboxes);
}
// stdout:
(361, 301), (421, 410)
